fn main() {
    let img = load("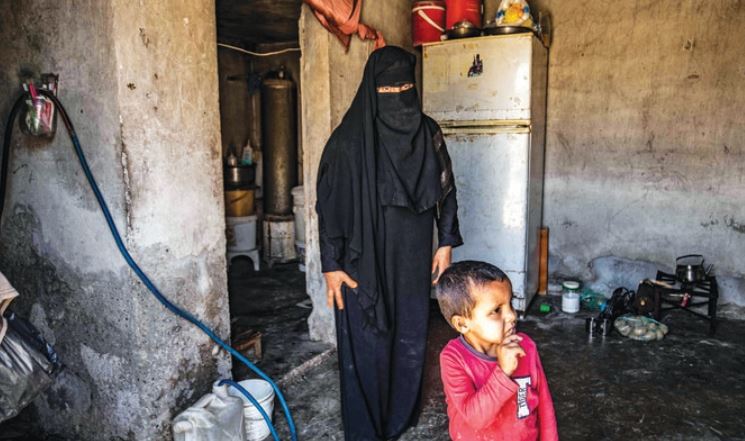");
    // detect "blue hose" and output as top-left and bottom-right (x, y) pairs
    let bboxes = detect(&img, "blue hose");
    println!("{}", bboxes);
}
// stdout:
(1, 91), (297, 440)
